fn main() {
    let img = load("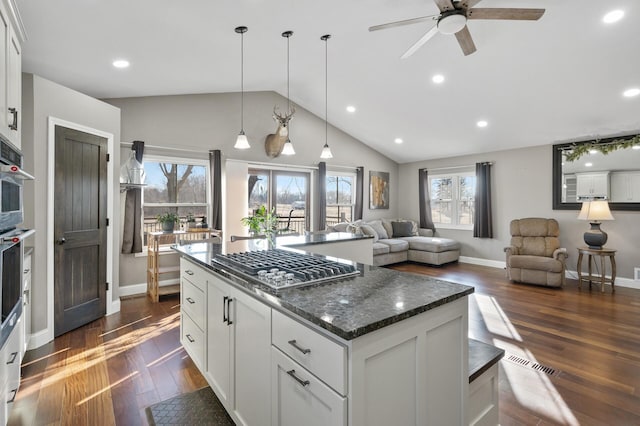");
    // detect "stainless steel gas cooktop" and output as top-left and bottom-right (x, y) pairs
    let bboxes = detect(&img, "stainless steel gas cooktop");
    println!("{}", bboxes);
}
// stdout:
(211, 249), (359, 290)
